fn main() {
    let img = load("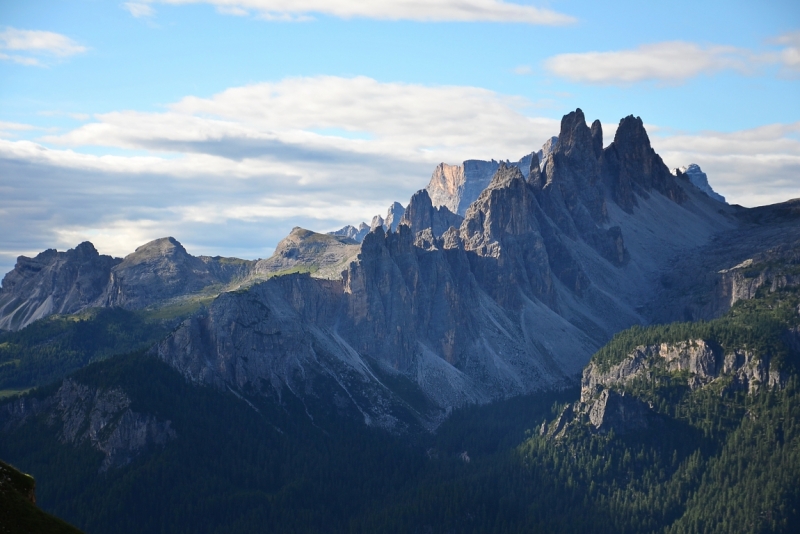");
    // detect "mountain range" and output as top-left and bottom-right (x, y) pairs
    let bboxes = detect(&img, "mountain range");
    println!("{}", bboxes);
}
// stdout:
(1, 108), (798, 533)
